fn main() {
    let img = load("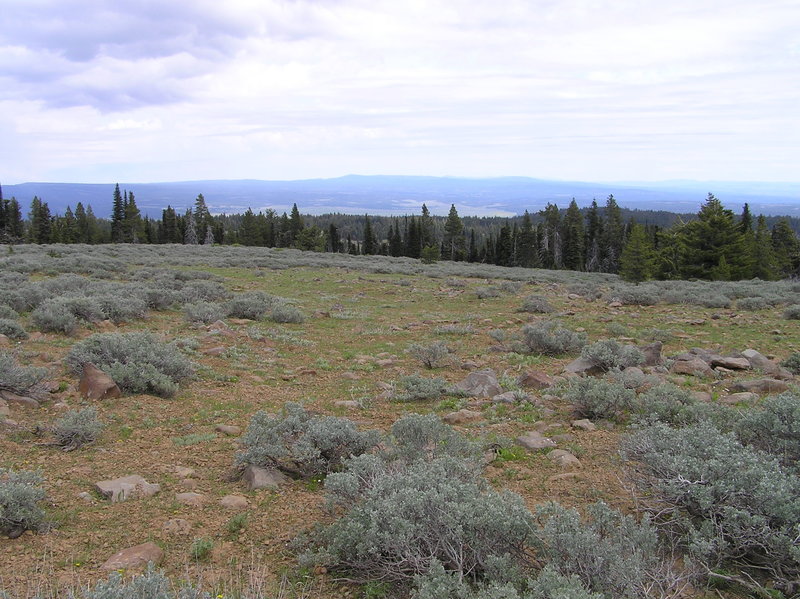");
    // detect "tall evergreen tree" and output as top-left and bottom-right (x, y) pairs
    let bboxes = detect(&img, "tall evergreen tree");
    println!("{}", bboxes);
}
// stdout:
(738, 203), (753, 233)
(561, 199), (585, 270)
(194, 194), (211, 242)
(289, 203), (304, 246)
(584, 200), (602, 271)
(752, 215), (777, 280)
(517, 211), (538, 268)
(771, 218), (800, 277)
(203, 227), (215, 245)
(419, 204), (435, 249)
(184, 211), (198, 245)
(240, 208), (260, 246)
(600, 195), (624, 272)
(539, 203), (562, 269)
(111, 184), (125, 242)
(495, 221), (513, 266)
(328, 223), (341, 253)
(678, 193), (750, 280)
(161, 206), (179, 243)
(124, 192), (142, 242)
(362, 214), (377, 255)
(406, 216), (421, 258)
(619, 224), (655, 283)
(467, 229), (479, 263)
(389, 219), (403, 257)
(442, 204), (465, 261)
